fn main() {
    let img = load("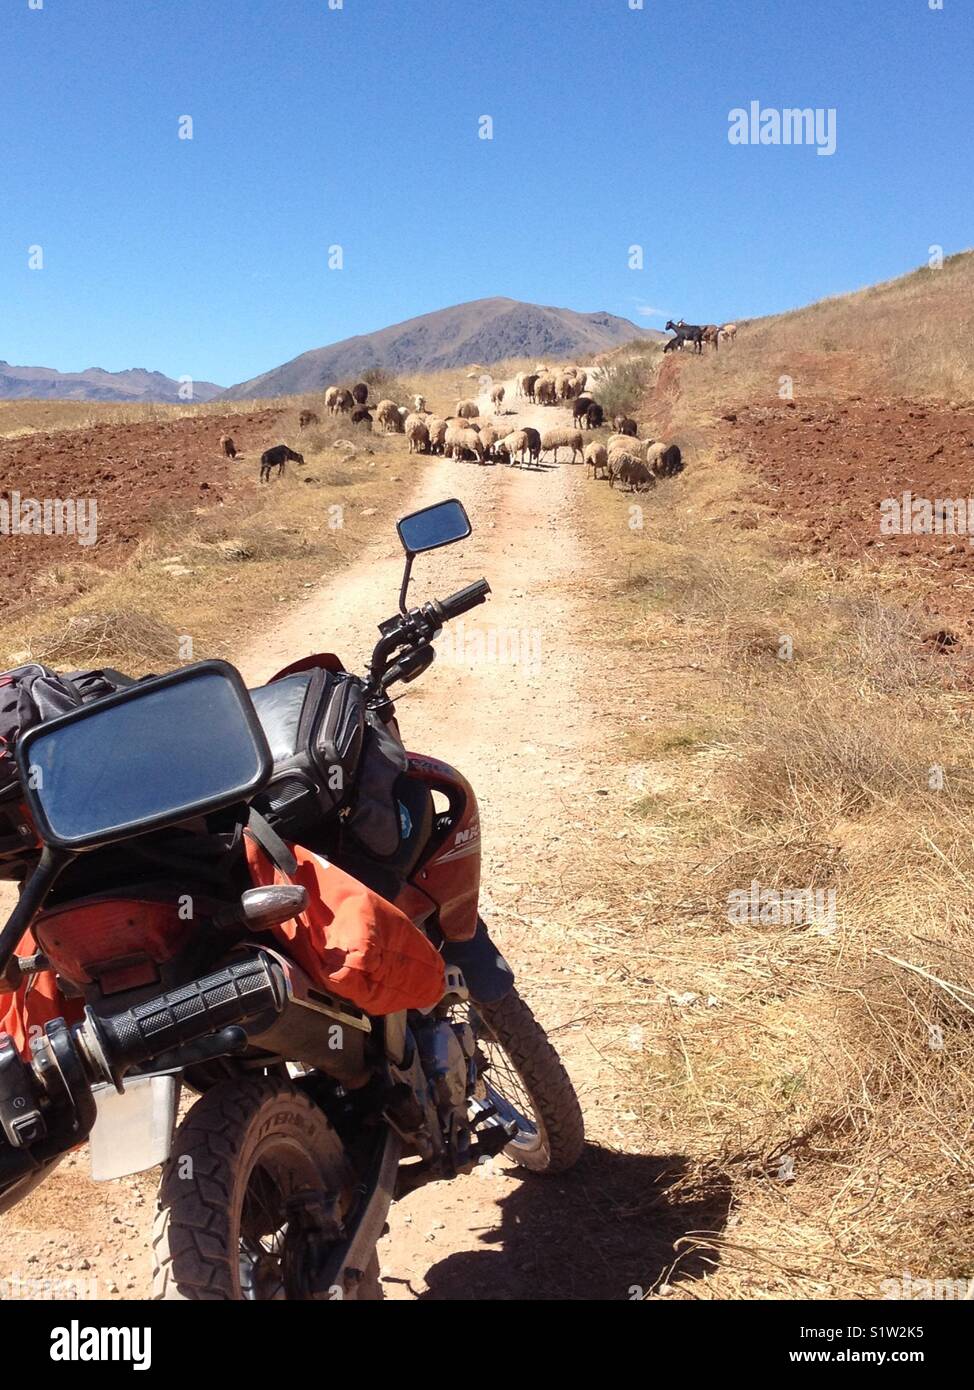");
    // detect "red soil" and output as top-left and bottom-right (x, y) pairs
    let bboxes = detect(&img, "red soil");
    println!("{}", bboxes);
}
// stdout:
(721, 393), (974, 636)
(0, 409), (287, 590)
